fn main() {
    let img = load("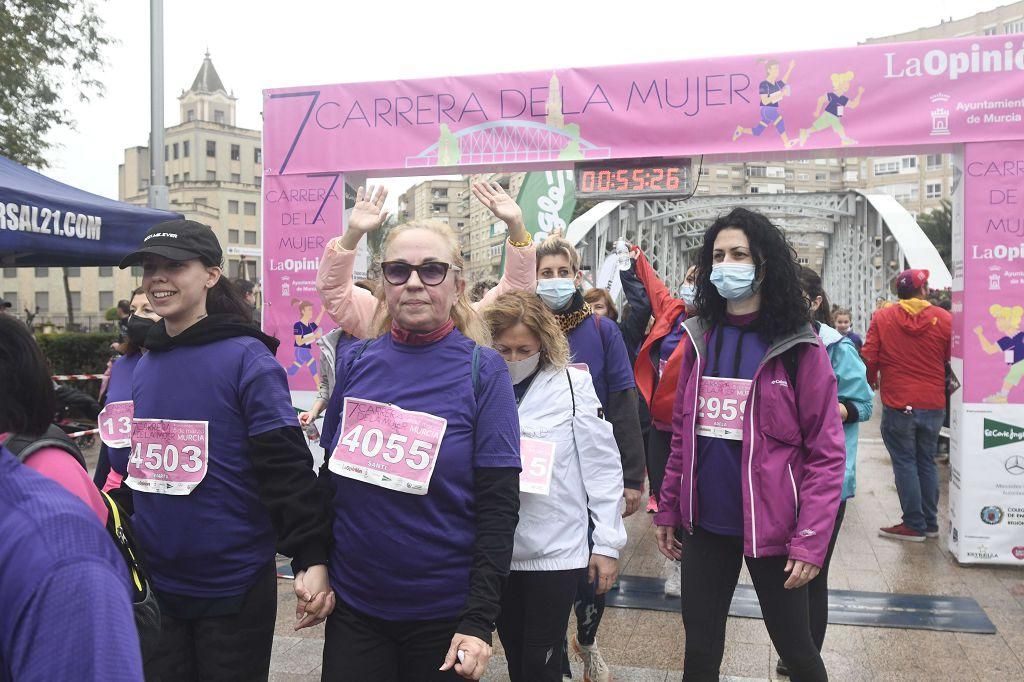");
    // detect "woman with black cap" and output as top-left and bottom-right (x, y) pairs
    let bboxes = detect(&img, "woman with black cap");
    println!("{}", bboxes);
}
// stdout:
(118, 219), (334, 680)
